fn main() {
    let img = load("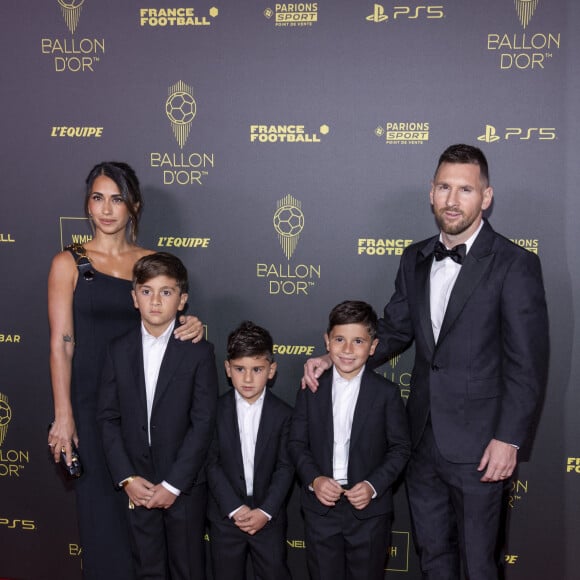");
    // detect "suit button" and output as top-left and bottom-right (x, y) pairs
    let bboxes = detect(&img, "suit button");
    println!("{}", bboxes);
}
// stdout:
(143, 453), (149, 459)
(239, 475), (244, 481)
(141, 426), (146, 431)
(431, 364), (440, 371)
